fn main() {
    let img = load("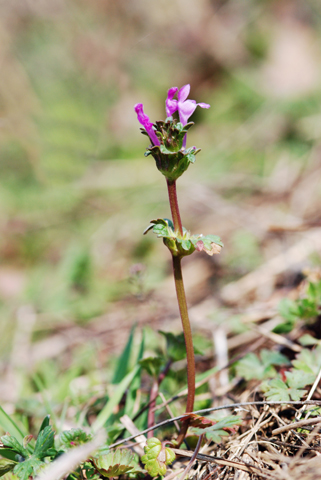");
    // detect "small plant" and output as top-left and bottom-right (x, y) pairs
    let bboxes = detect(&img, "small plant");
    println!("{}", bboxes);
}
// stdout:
(135, 84), (223, 446)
